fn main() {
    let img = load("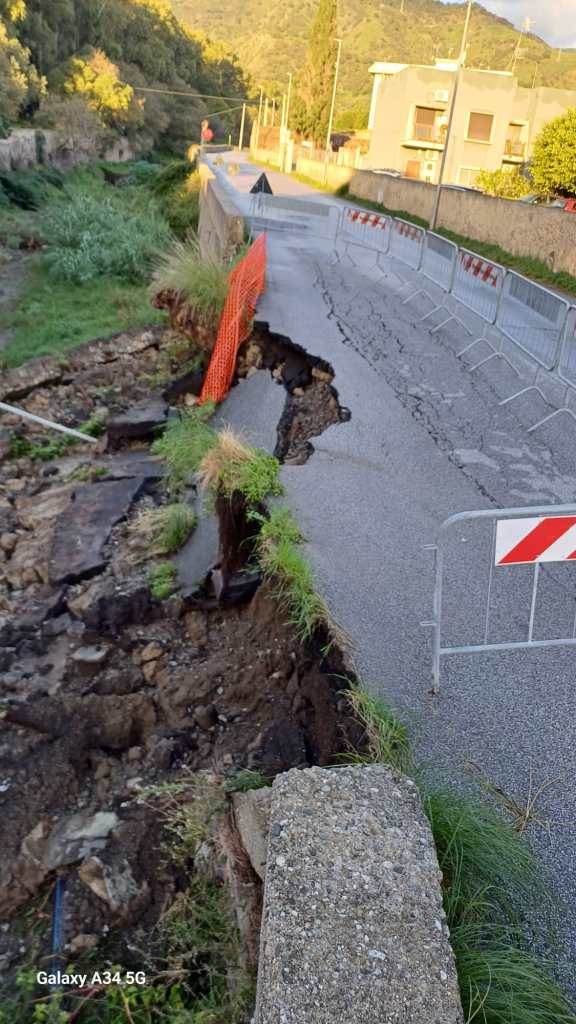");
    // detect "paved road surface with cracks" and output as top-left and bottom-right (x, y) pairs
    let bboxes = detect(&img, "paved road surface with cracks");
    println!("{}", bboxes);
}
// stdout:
(212, 152), (576, 984)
